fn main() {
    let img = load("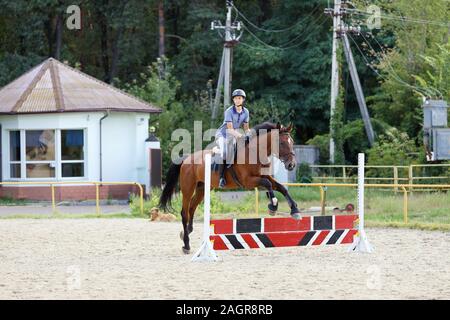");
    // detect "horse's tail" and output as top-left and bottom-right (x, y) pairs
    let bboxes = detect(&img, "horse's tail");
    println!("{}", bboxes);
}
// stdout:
(158, 156), (188, 213)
